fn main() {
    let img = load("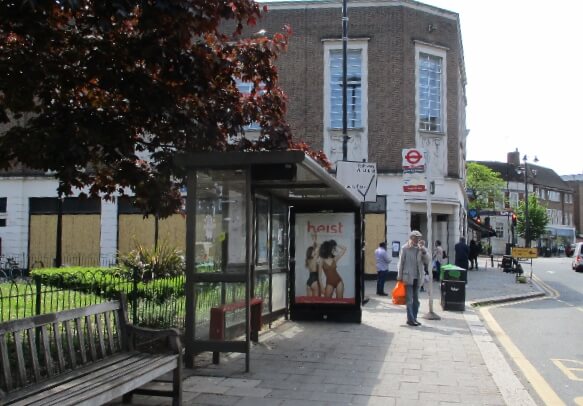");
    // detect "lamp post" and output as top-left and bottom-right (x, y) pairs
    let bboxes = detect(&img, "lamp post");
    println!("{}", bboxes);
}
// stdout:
(521, 154), (538, 247)
(341, 0), (349, 161)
